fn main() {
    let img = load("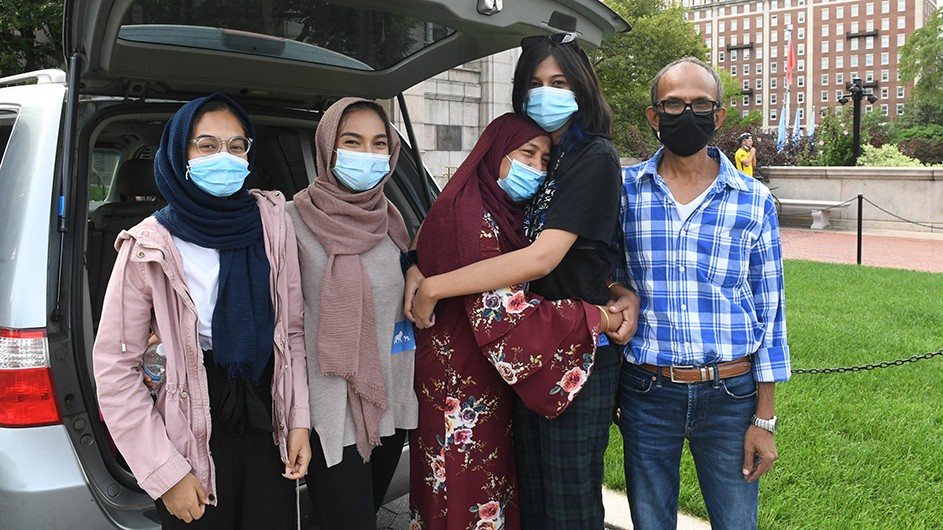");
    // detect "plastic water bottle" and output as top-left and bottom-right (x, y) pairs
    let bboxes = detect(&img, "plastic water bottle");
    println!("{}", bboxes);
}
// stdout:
(142, 343), (166, 384)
